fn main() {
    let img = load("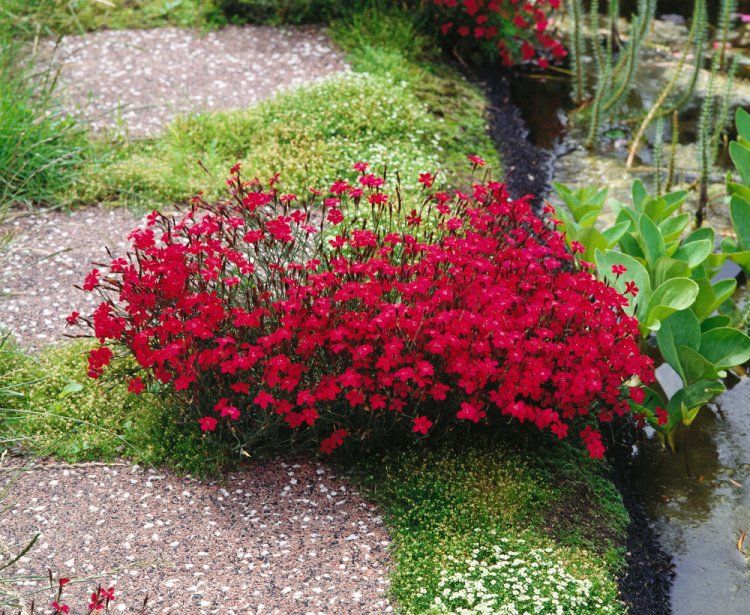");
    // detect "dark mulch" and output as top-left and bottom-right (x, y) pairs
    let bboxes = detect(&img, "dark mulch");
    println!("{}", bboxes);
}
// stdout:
(469, 65), (554, 208)
(607, 422), (675, 615)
